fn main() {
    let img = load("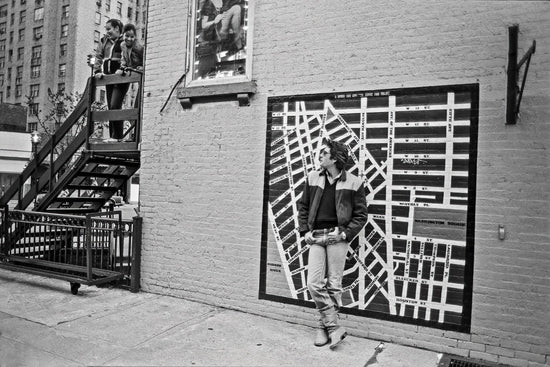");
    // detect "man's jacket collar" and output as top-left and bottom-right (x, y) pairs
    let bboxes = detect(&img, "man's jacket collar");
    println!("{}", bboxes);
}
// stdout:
(319, 168), (347, 182)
